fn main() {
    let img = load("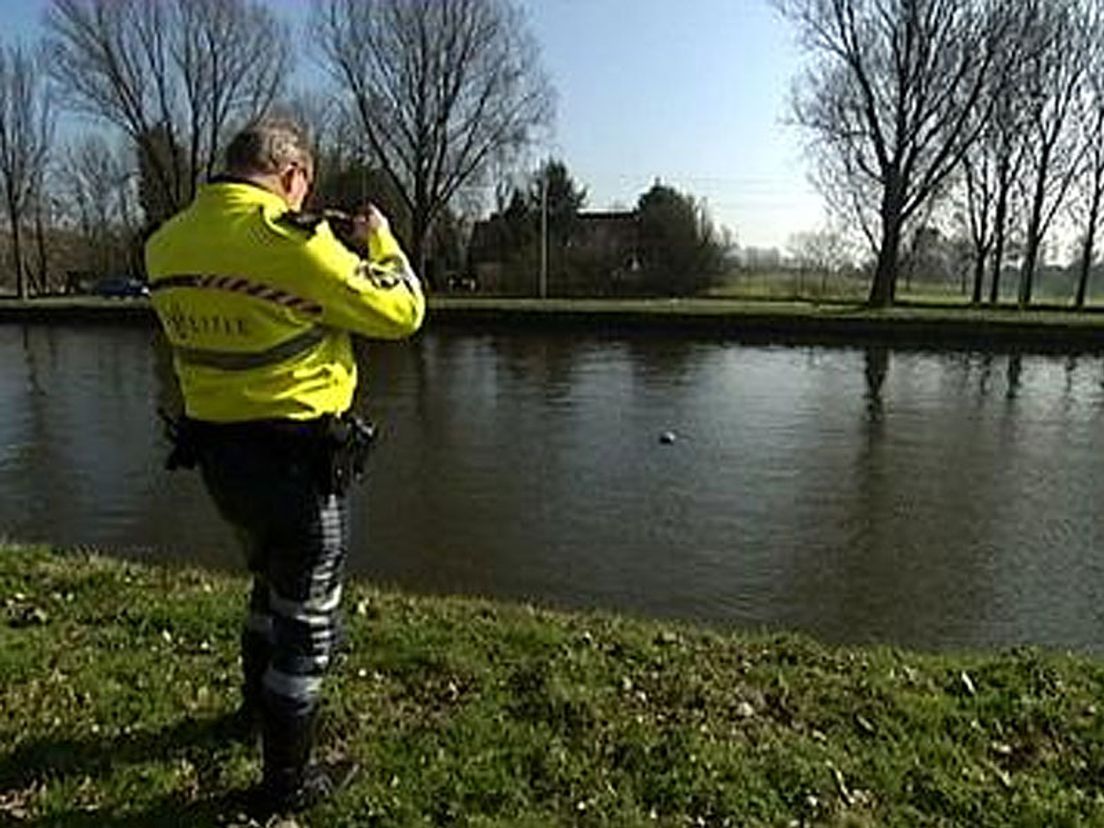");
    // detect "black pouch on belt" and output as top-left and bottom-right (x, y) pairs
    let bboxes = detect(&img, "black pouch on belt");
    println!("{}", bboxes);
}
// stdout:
(158, 408), (201, 471)
(316, 413), (378, 496)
